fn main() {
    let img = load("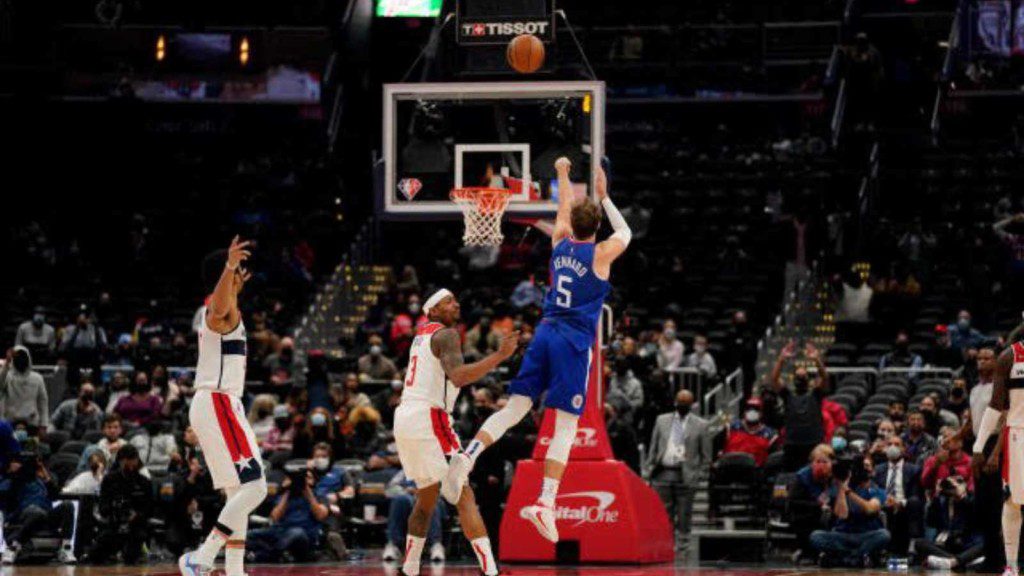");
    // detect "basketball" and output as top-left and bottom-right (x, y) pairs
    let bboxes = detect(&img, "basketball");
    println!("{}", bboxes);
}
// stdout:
(507, 34), (545, 74)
